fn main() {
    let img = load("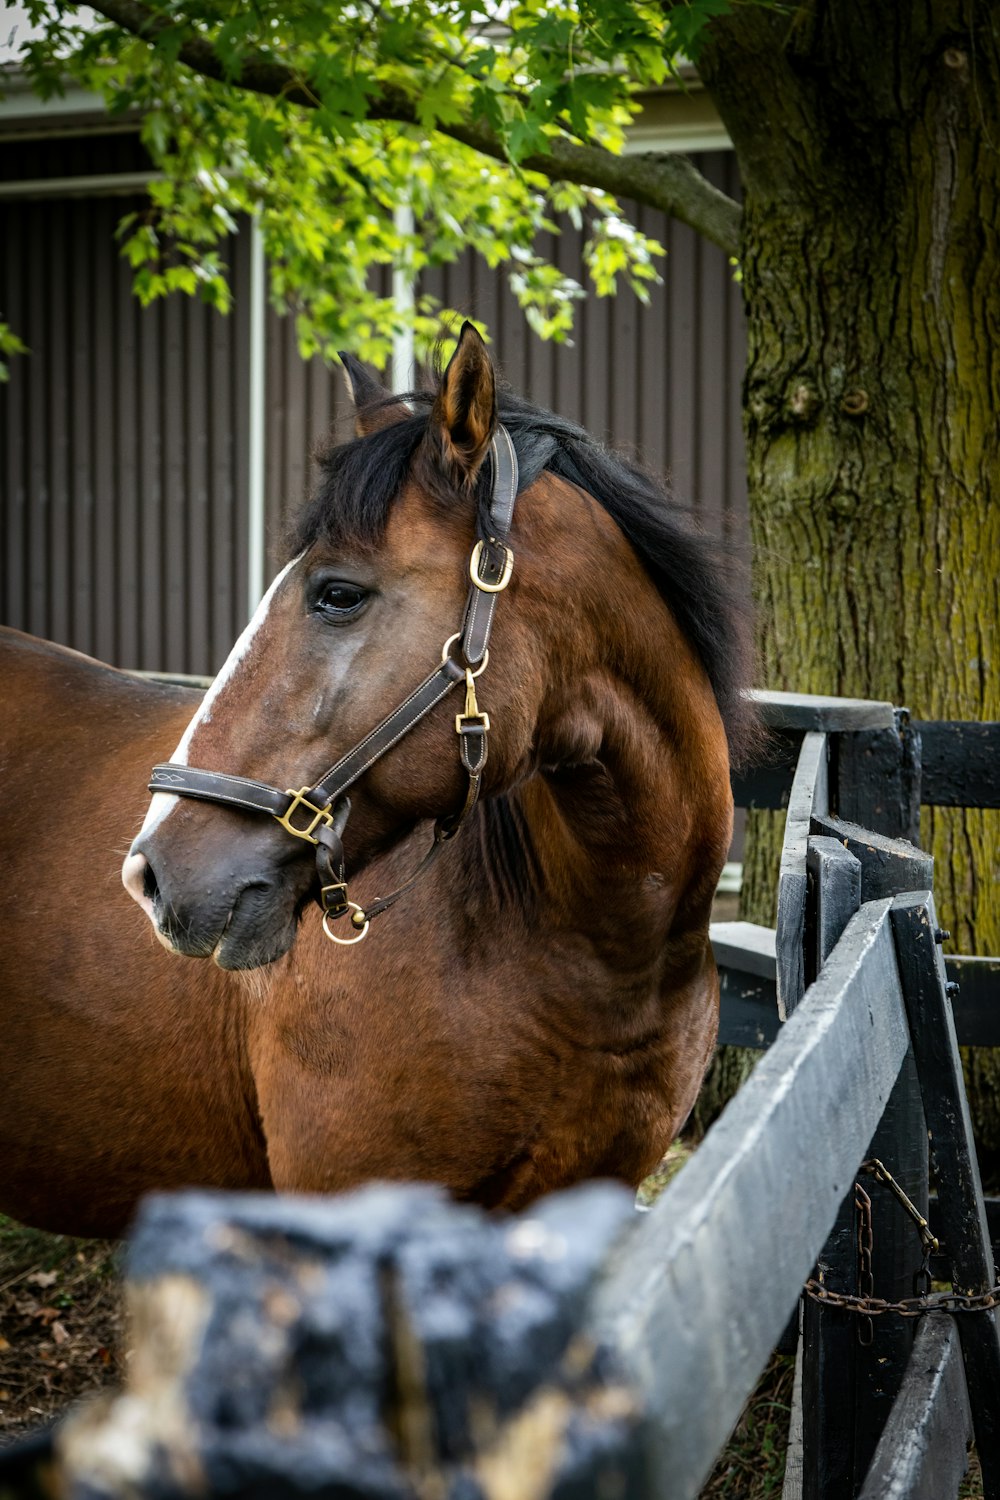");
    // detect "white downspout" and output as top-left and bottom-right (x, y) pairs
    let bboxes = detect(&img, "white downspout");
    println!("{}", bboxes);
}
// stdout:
(247, 213), (267, 611)
(391, 200), (415, 392)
